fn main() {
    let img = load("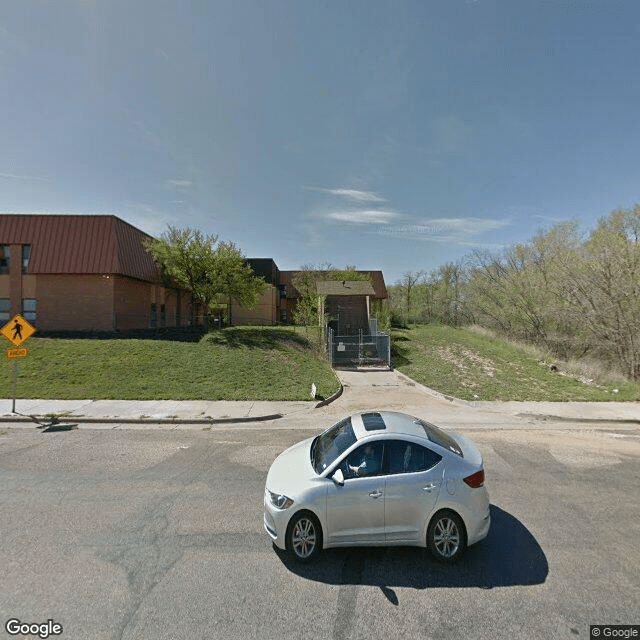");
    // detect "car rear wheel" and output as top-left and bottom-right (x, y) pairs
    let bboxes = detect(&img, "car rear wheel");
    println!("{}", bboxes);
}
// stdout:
(286, 511), (321, 563)
(427, 511), (466, 563)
